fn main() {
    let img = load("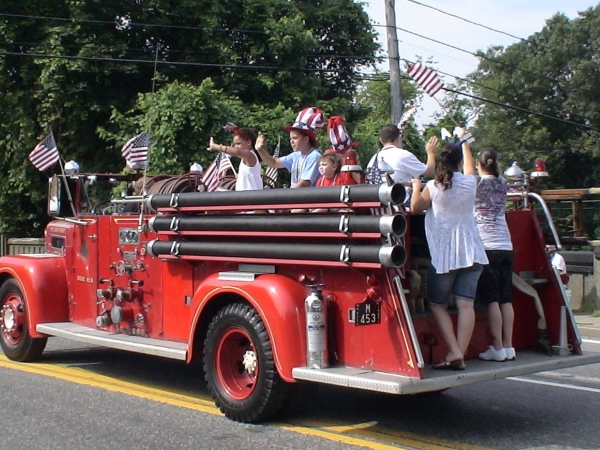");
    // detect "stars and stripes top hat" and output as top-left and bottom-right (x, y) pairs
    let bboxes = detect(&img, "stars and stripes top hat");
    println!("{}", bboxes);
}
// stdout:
(283, 107), (325, 147)
(326, 116), (358, 153)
